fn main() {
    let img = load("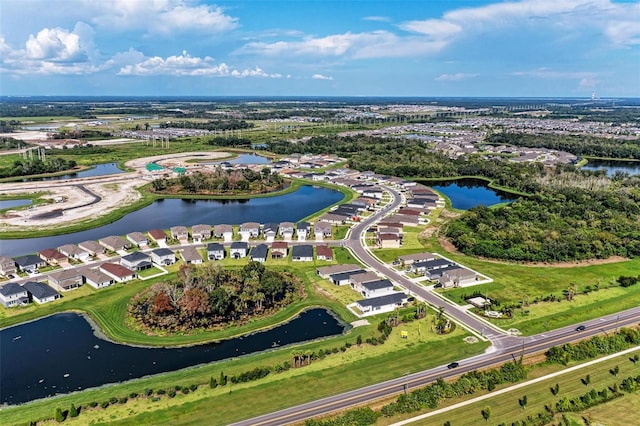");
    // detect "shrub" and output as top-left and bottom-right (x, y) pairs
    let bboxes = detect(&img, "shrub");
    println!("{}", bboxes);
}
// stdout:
(156, 389), (166, 395)
(109, 397), (118, 404)
(129, 392), (138, 398)
(100, 402), (109, 409)
(189, 384), (198, 391)
(69, 404), (78, 418)
(118, 397), (128, 404)
(182, 388), (190, 395)
(88, 401), (98, 408)
(168, 391), (176, 398)
(55, 407), (65, 423)
(144, 388), (153, 396)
